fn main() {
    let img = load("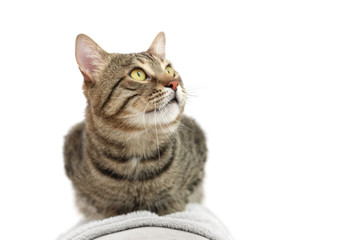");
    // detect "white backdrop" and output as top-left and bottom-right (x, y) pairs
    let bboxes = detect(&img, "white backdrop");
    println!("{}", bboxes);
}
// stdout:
(0, 1), (359, 239)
